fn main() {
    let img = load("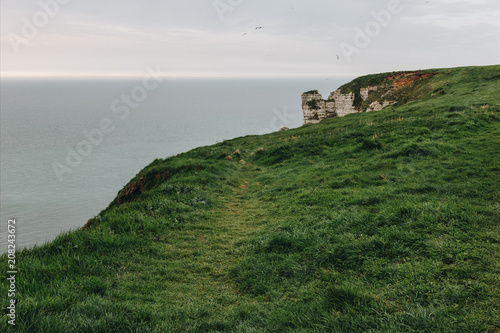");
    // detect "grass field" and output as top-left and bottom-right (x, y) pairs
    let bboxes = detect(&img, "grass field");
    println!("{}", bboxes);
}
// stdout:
(1, 65), (499, 332)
